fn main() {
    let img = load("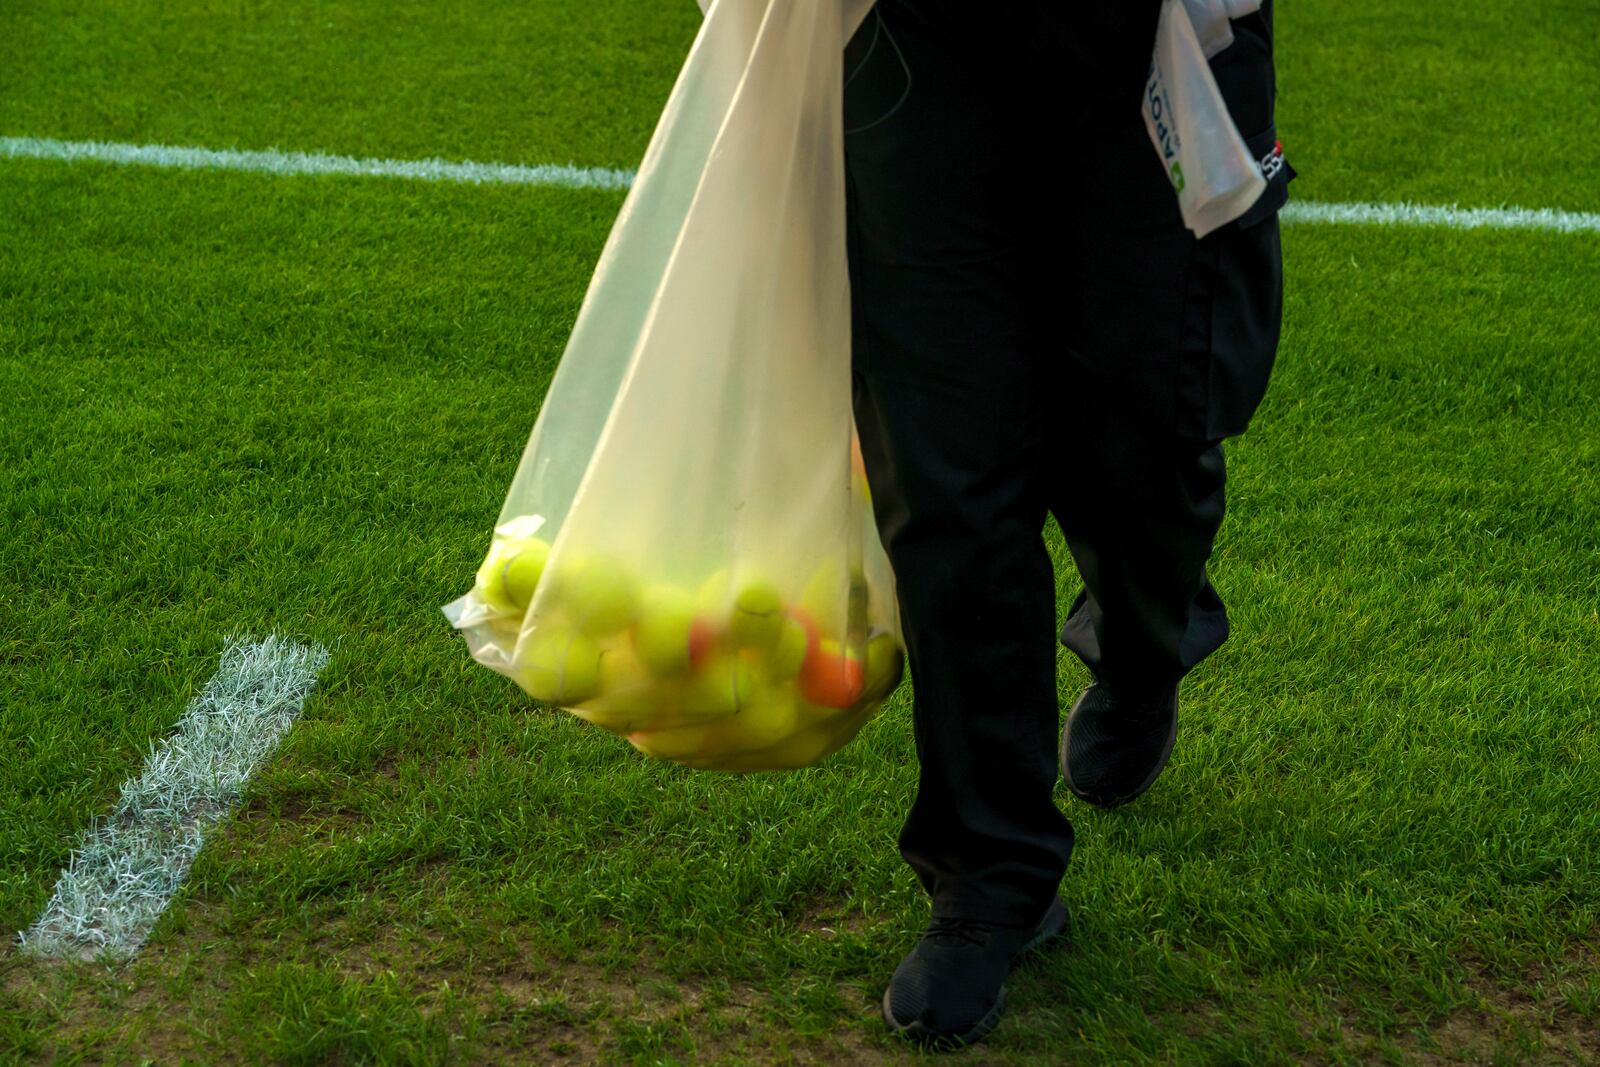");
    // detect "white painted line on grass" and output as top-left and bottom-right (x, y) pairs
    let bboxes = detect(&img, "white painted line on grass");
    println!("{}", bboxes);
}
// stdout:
(1281, 199), (1600, 235)
(17, 635), (330, 962)
(4, 134), (1598, 235)
(0, 134), (635, 192)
